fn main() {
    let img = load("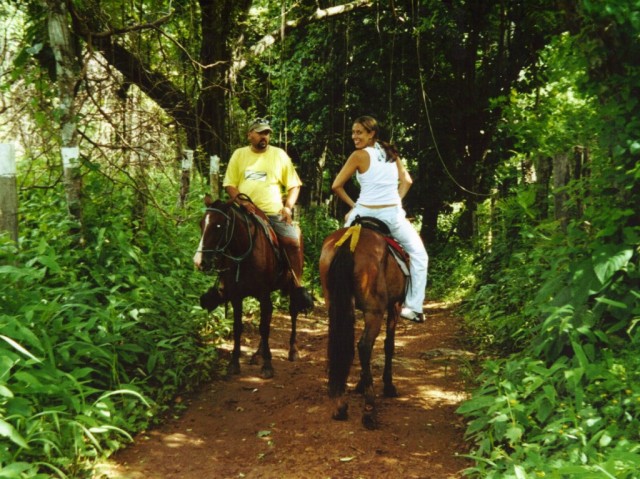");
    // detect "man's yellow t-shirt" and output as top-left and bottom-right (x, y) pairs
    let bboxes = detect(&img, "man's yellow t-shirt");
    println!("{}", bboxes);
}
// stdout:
(223, 145), (302, 215)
